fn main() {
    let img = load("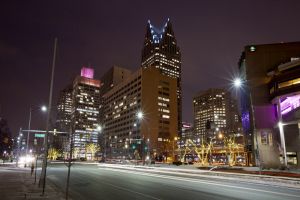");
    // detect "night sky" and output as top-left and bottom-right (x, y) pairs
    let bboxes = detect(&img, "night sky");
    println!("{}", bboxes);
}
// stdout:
(1, 0), (300, 135)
